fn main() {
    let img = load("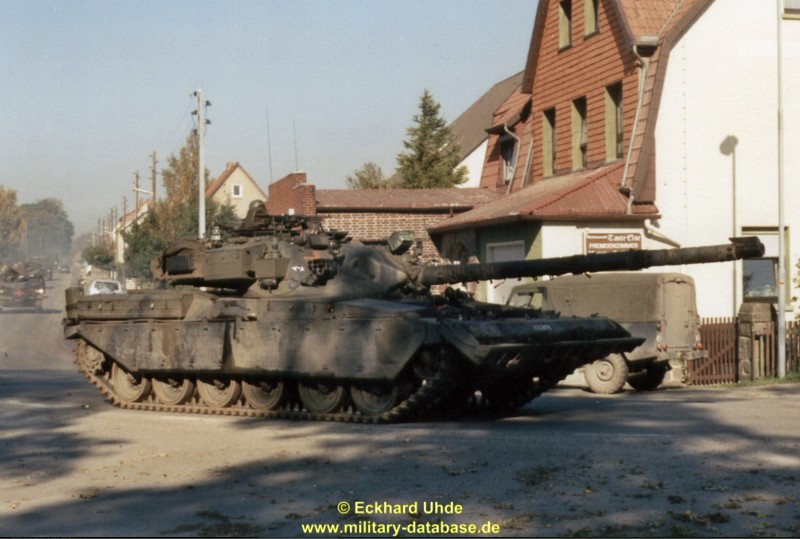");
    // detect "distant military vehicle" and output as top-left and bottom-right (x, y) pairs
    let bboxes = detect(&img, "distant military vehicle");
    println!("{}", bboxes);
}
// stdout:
(63, 202), (763, 422)
(0, 262), (47, 312)
(508, 272), (706, 393)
